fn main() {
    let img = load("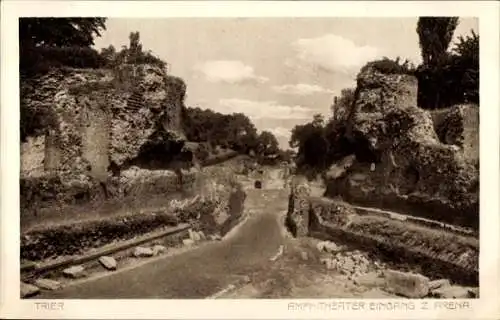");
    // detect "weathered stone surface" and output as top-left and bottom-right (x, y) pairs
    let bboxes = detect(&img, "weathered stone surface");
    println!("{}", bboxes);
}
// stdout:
(197, 231), (206, 240)
(316, 241), (327, 252)
(353, 271), (385, 288)
(324, 241), (340, 253)
(209, 234), (222, 241)
(133, 246), (154, 258)
(188, 229), (202, 241)
(300, 251), (309, 261)
(34, 278), (61, 291)
(152, 245), (167, 255)
(325, 66), (479, 229)
(20, 63), (189, 209)
(383, 269), (429, 298)
(21, 282), (40, 298)
(430, 285), (476, 299)
(429, 278), (451, 290)
(63, 265), (86, 279)
(431, 105), (479, 165)
(192, 232), (201, 242)
(99, 256), (117, 270)
(287, 177), (311, 237)
(316, 241), (341, 253)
